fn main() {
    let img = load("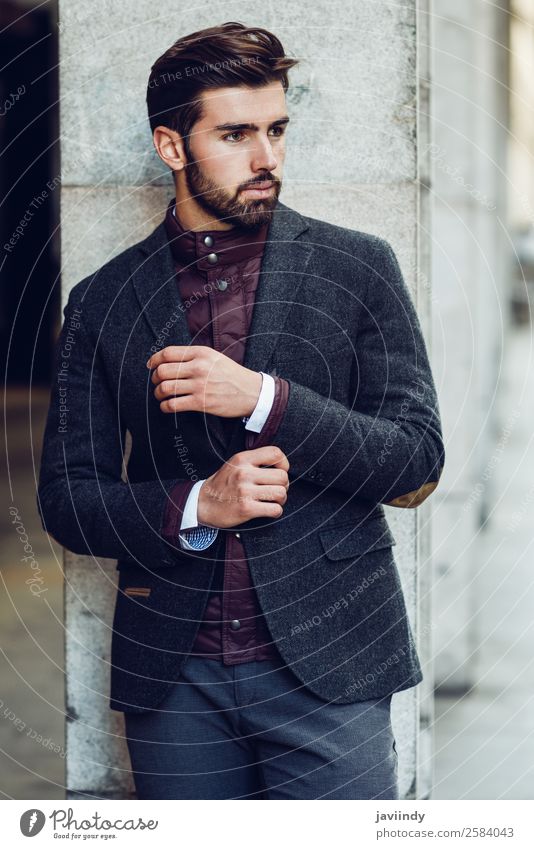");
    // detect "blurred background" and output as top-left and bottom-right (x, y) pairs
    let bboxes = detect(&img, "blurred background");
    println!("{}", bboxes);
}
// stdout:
(1, 0), (533, 799)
